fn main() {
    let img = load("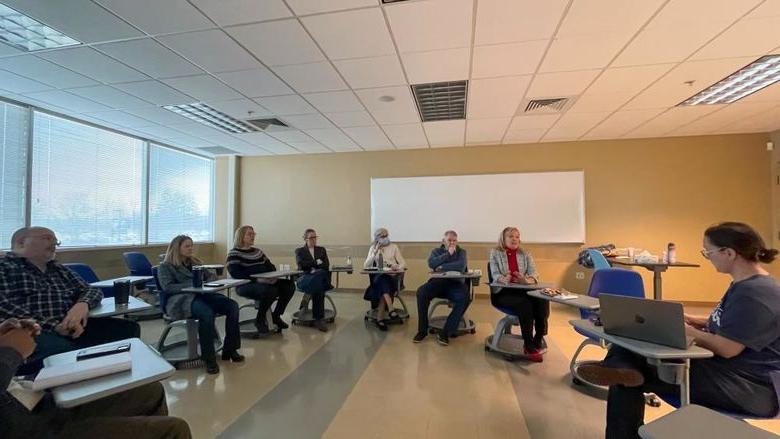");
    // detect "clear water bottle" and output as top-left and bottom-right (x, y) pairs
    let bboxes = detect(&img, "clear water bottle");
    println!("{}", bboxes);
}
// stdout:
(667, 242), (677, 264)
(346, 255), (352, 266)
